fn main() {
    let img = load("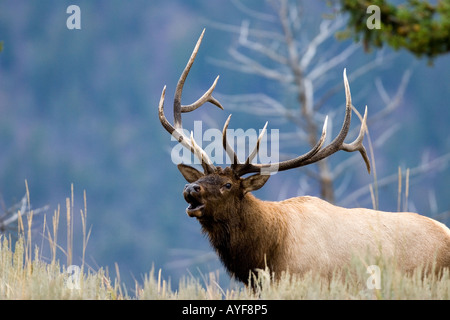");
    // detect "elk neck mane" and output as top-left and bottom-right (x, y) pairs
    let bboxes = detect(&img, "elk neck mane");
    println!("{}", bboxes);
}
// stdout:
(198, 191), (291, 283)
